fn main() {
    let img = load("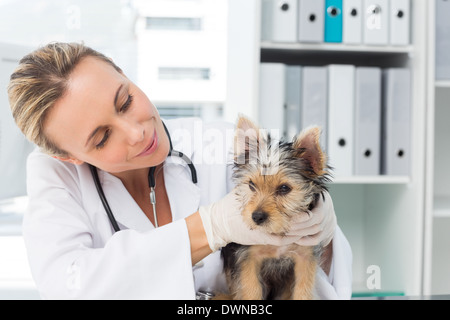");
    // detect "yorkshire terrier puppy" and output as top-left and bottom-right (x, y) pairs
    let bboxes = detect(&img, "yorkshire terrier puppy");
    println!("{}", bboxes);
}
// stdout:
(220, 116), (330, 300)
